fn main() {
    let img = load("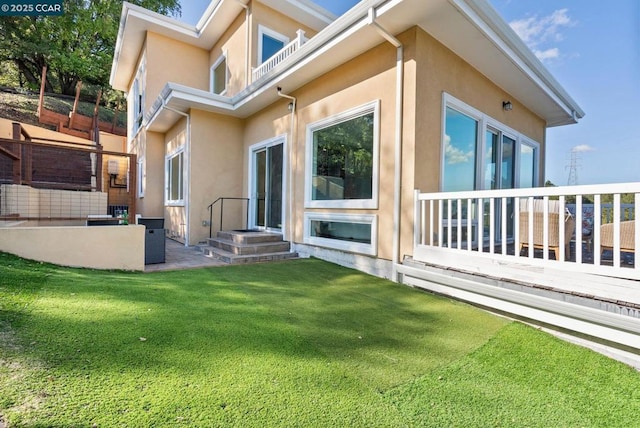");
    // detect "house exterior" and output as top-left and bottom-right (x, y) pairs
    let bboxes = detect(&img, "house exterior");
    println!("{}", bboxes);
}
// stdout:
(110, 0), (584, 279)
